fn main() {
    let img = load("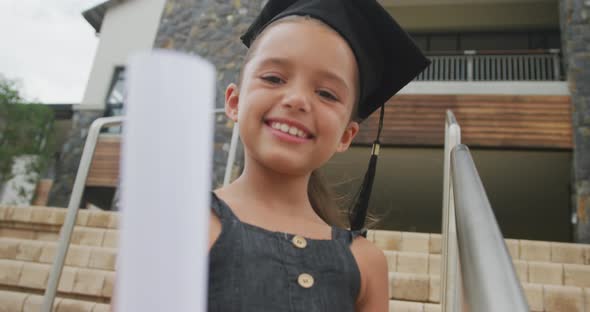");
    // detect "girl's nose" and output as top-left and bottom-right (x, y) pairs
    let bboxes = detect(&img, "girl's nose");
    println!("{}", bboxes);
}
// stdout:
(282, 89), (311, 113)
